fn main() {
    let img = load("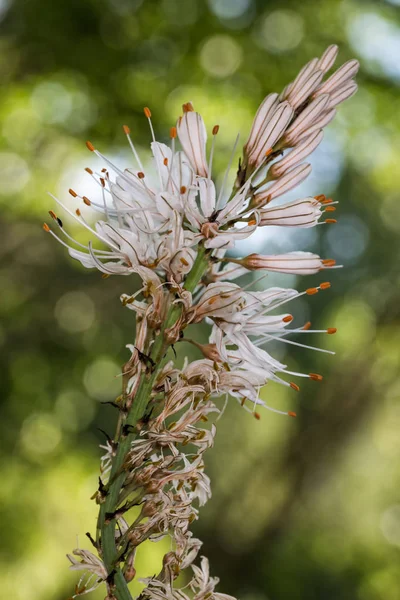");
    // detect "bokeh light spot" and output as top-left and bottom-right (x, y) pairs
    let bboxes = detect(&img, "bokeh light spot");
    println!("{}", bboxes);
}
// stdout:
(208, 0), (251, 19)
(20, 414), (62, 460)
(258, 10), (304, 53)
(381, 504), (400, 546)
(83, 357), (121, 400)
(55, 389), (96, 432)
(200, 35), (243, 78)
(55, 291), (96, 333)
(31, 82), (73, 124)
(0, 152), (30, 195)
